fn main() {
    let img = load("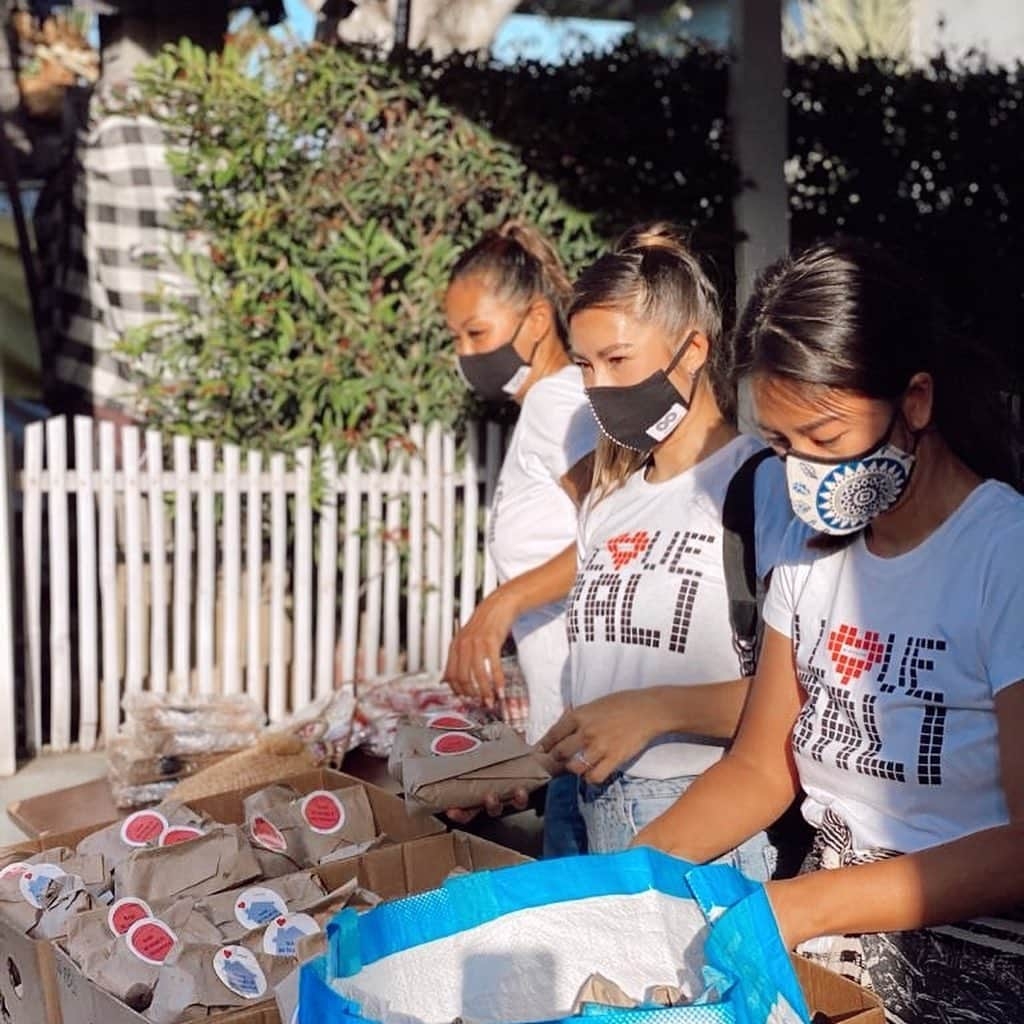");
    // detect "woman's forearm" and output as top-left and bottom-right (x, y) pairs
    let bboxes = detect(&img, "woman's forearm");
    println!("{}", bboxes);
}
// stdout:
(645, 679), (751, 741)
(501, 542), (577, 618)
(769, 821), (1024, 948)
(633, 748), (799, 860)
